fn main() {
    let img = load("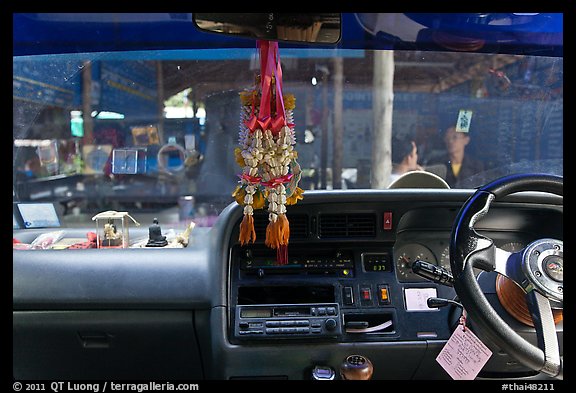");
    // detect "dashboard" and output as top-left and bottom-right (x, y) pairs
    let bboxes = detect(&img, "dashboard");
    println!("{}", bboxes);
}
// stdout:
(13, 189), (563, 380)
(215, 189), (563, 379)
